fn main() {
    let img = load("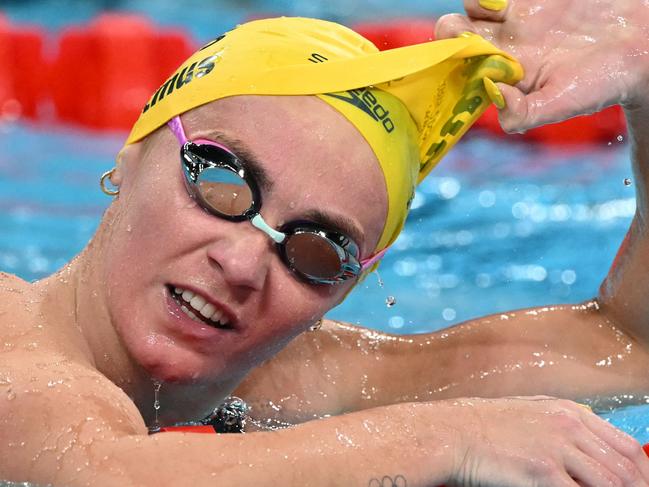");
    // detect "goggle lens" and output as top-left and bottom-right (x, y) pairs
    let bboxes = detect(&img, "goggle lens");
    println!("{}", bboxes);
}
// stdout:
(284, 232), (344, 280)
(178, 134), (371, 284)
(196, 166), (254, 217)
